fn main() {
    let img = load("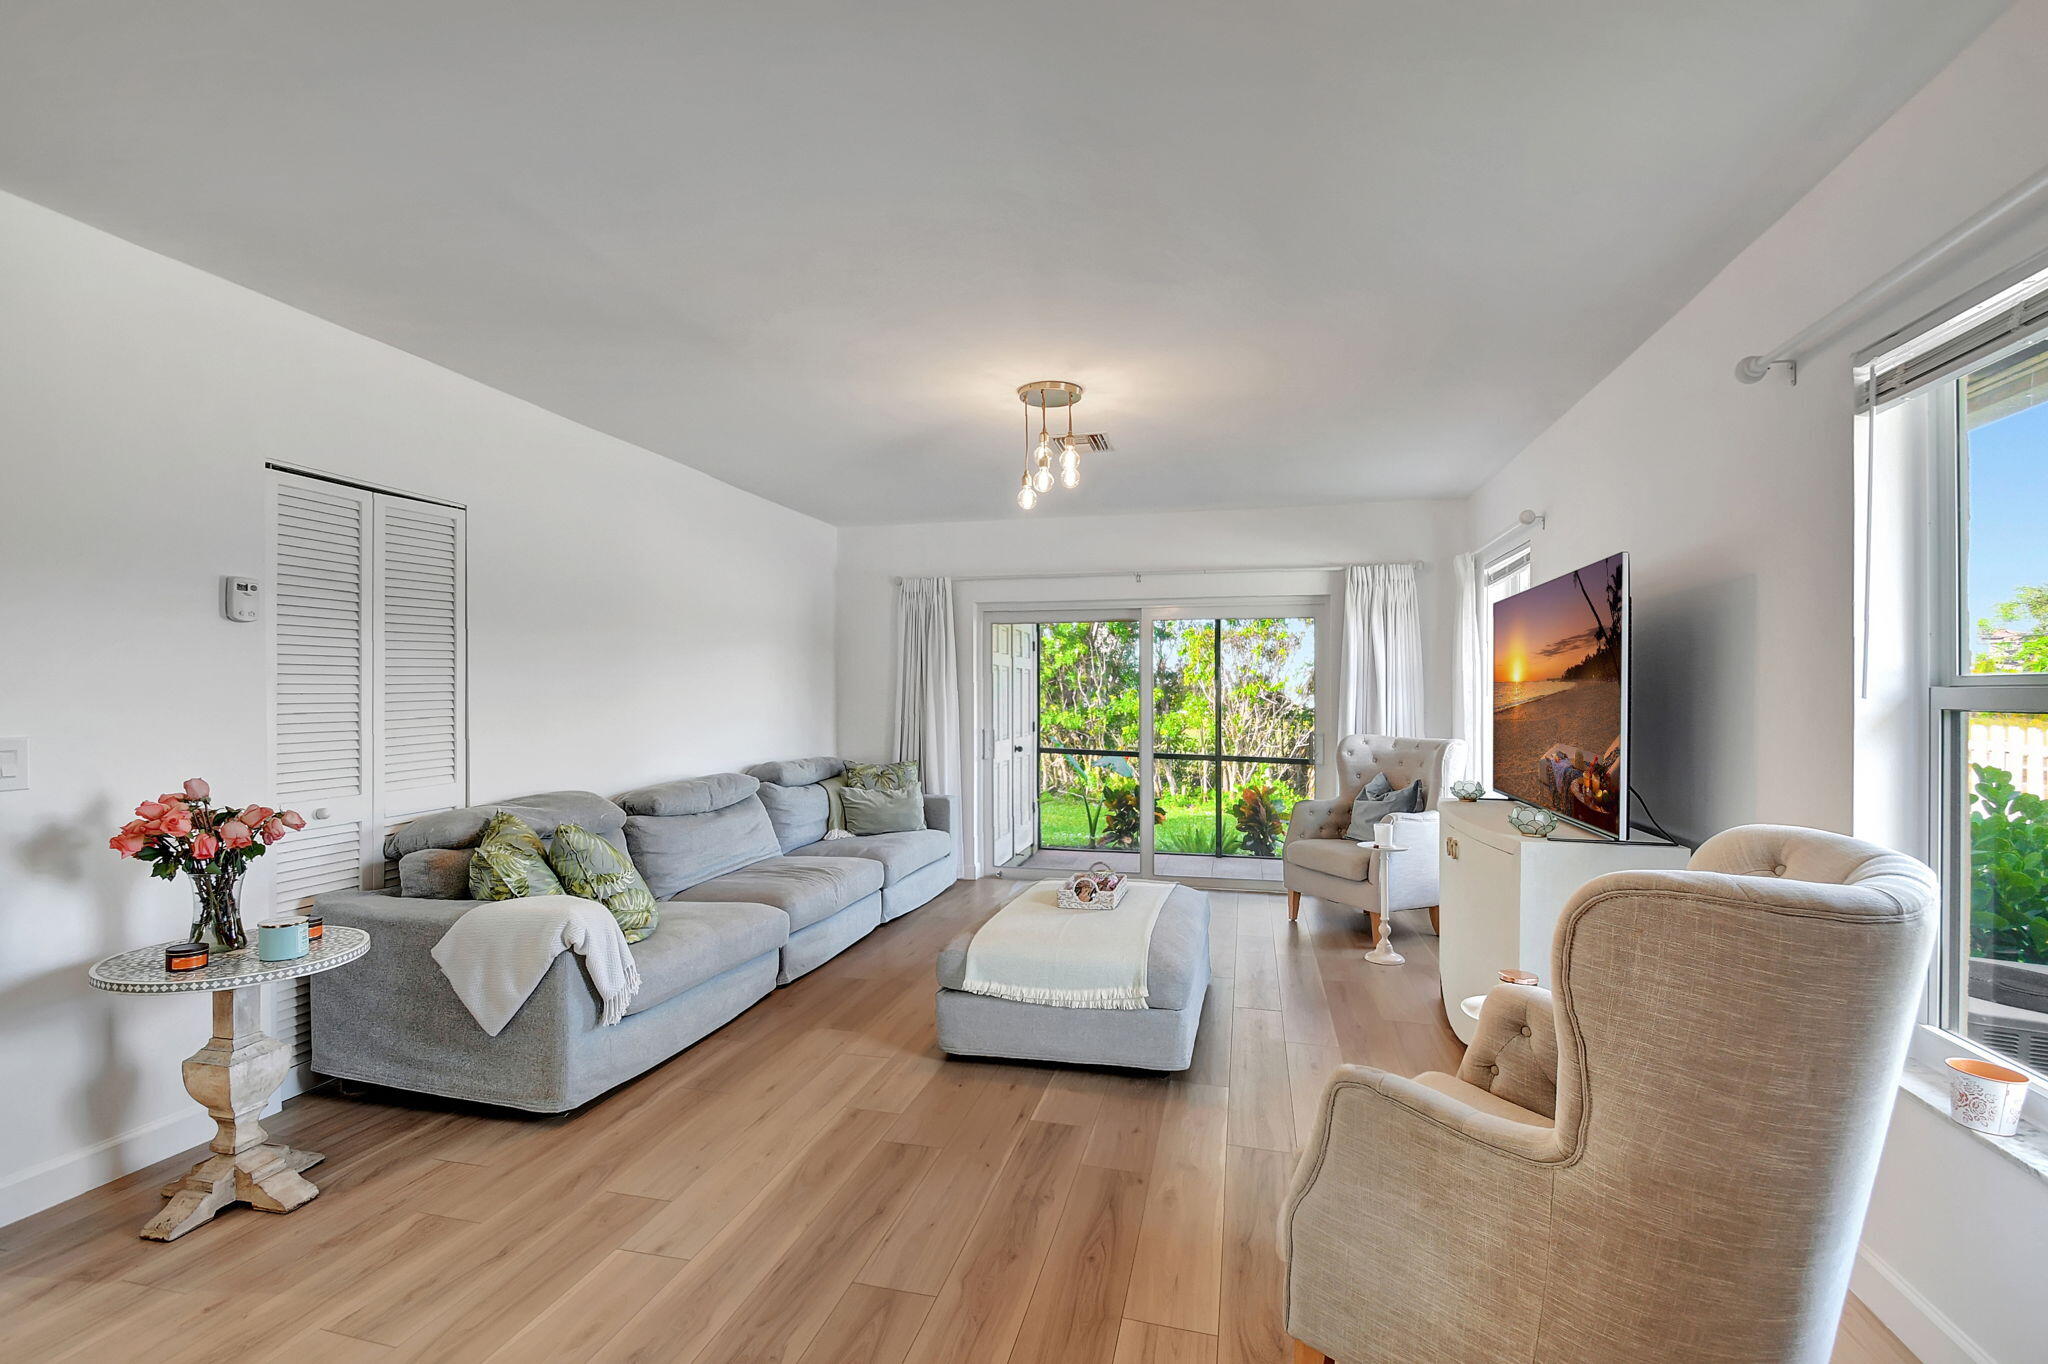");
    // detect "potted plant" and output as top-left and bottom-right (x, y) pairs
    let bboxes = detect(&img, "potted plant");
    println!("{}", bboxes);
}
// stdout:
(108, 778), (306, 950)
